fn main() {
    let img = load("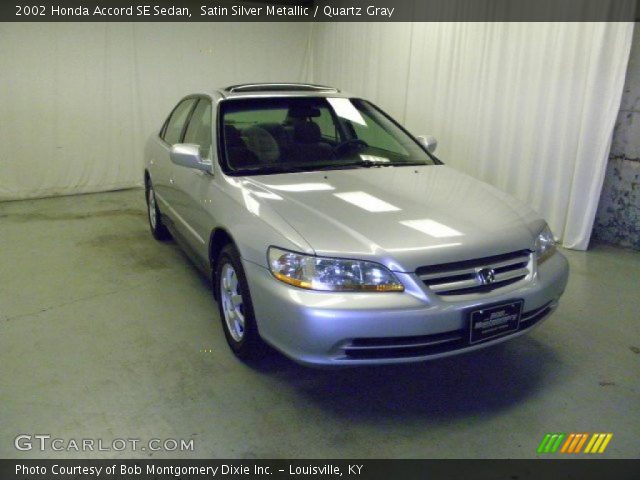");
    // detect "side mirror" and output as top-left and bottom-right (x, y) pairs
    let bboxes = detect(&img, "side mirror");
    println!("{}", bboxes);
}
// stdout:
(416, 135), (438, 153)
(169, 144), (212, 173)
